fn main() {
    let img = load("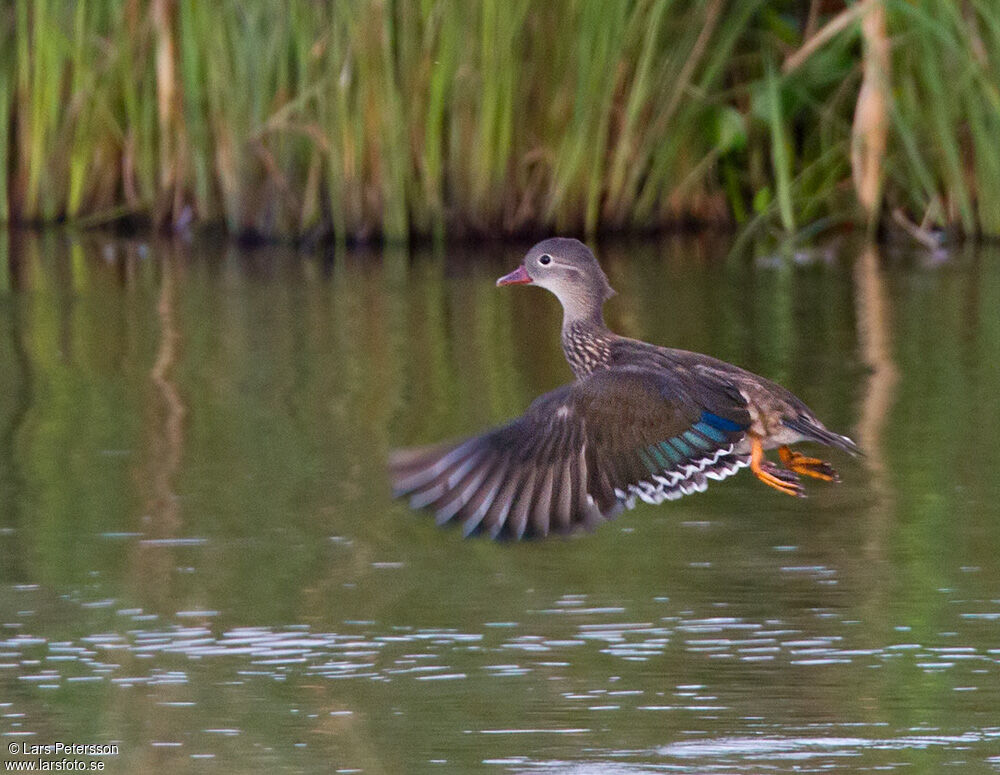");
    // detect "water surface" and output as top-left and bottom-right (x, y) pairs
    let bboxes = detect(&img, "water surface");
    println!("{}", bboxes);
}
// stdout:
(1, 232), (999, 773)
